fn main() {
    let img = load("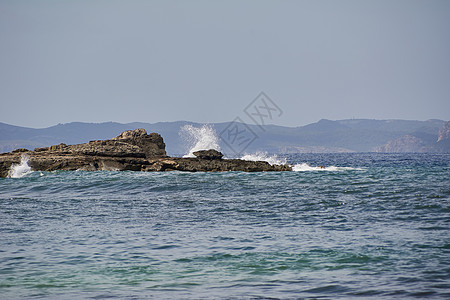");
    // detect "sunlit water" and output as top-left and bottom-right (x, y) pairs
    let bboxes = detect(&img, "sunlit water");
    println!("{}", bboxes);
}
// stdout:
(1, 153), (449, 299)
